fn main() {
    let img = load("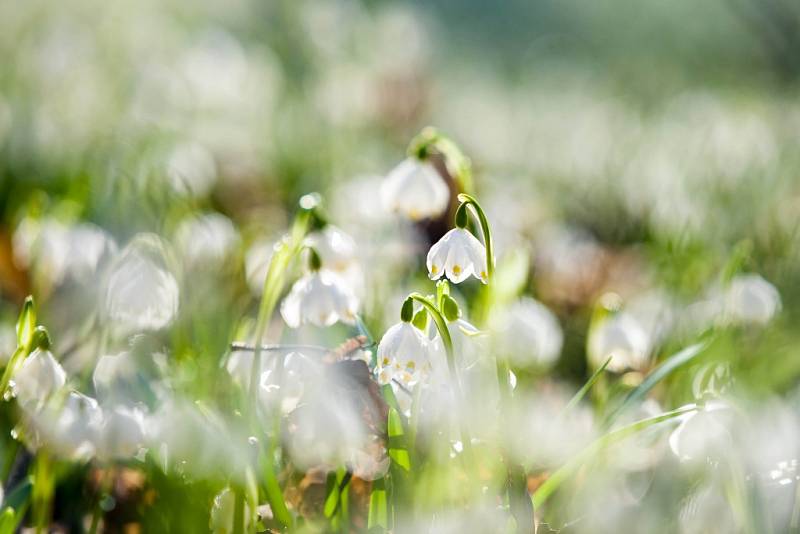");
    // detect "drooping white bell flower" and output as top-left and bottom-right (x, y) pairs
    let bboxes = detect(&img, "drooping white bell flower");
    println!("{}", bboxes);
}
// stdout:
(376, 320), (433, 388)
(174, 212), (240, 269)
(280, 255), (359, 328)
(587, 312), (651, 373)
(381, 157), (450, 220)
(724, 273), (781, 325)
(166, 141), (217, 198)
(93, 351), (138, 402)
(97, 405), (147, 461)
(103, 234), (180, 333)
(489, 297), (563, 369)
(21, 391), (102, 460)
(305, 224), (364, 297)
(305, 225), (358, 272)
(12, 348), (67, 408)
(426, 228), (488, 284)
(669, 401), (733, 462)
